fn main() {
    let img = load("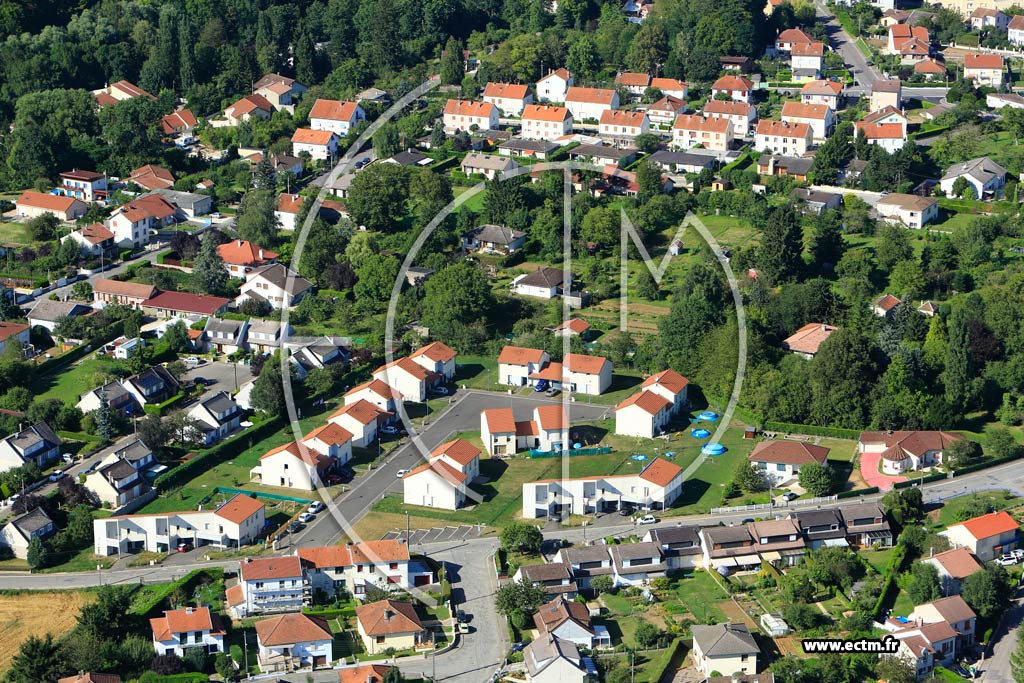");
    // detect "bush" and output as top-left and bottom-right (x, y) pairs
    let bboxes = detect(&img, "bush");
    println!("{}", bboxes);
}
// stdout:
(154, 418), (282, 490)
